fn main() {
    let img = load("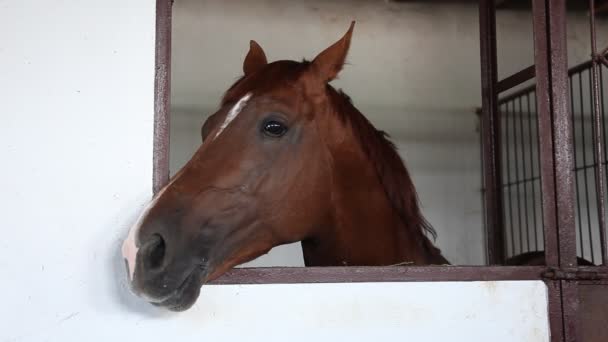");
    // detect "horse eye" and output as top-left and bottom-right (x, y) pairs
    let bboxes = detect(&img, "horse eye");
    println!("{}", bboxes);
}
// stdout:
(262, 120), (288, 137)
